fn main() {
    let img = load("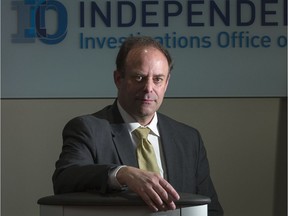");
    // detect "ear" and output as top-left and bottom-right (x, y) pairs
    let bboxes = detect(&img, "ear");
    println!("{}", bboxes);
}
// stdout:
(113, 70), (122, 89)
